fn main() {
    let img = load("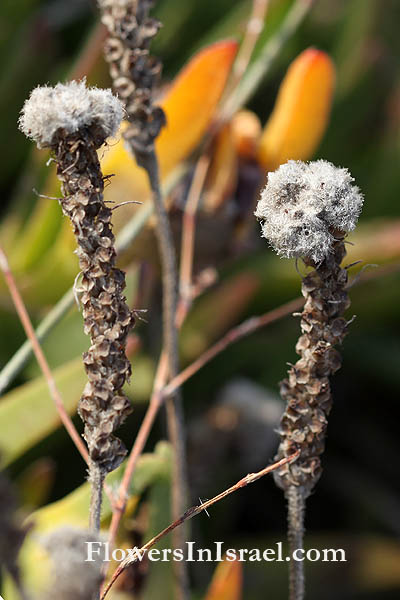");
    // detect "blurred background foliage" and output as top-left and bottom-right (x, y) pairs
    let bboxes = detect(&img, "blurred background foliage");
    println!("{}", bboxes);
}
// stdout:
(1, 0), (400, 599)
